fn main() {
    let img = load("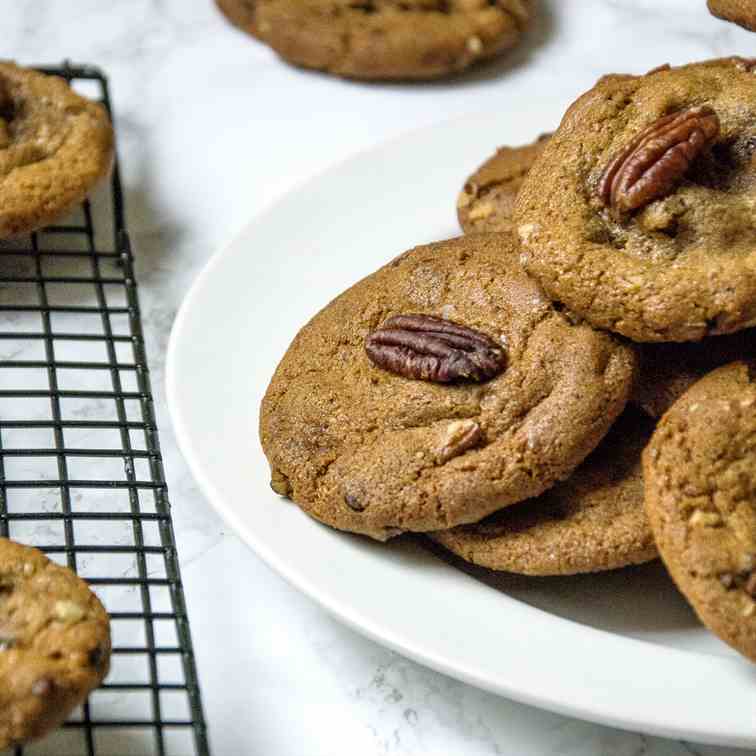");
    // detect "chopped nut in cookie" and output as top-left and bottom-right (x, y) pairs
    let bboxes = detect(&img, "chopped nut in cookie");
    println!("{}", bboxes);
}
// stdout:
(437, 419), (482, 464)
